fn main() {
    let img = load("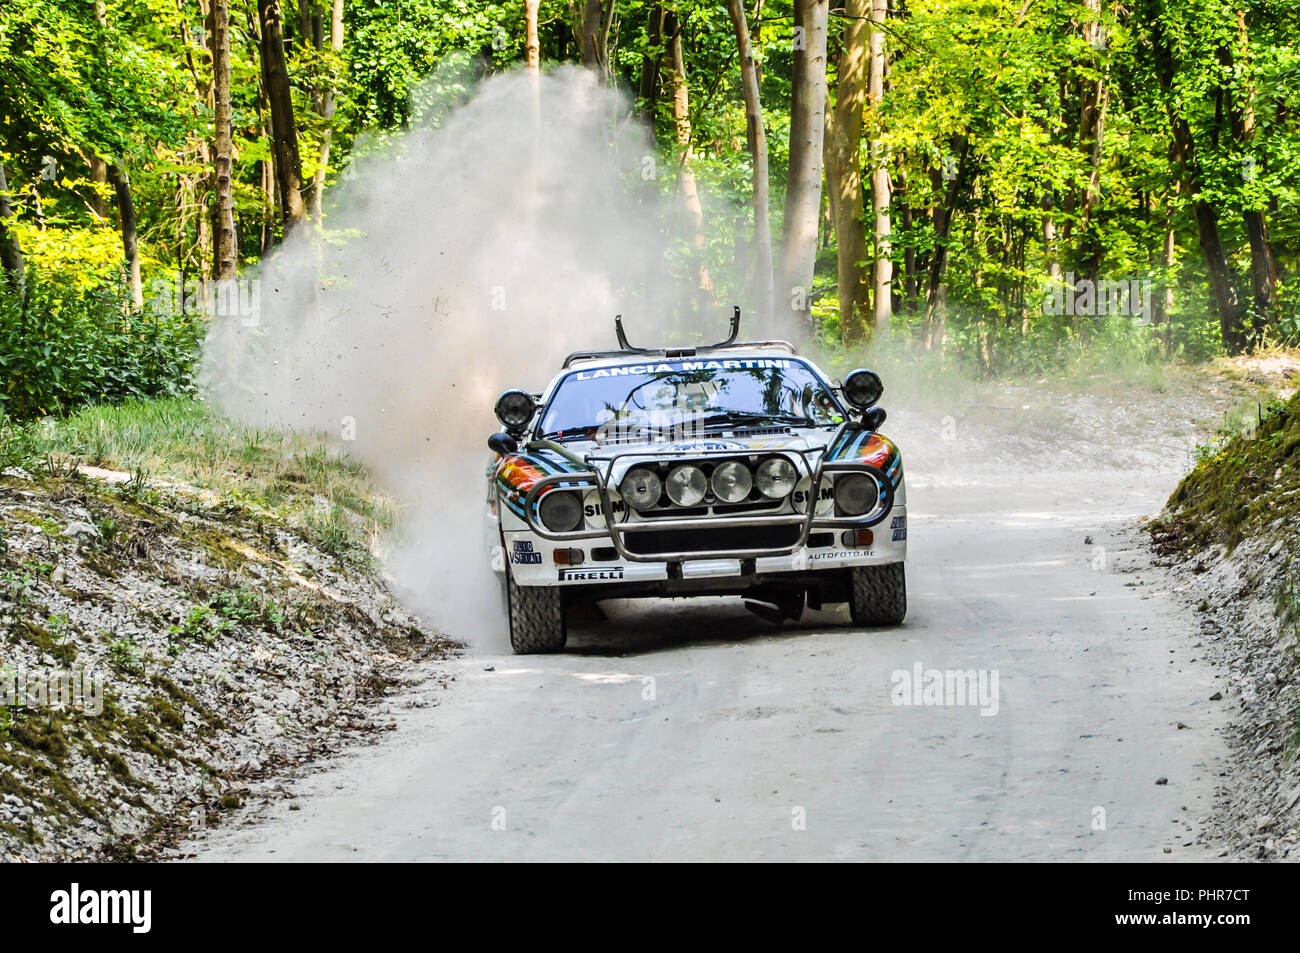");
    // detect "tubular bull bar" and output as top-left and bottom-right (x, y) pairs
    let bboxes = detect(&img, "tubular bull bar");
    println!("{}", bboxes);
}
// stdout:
(516, 429), (896, 563)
